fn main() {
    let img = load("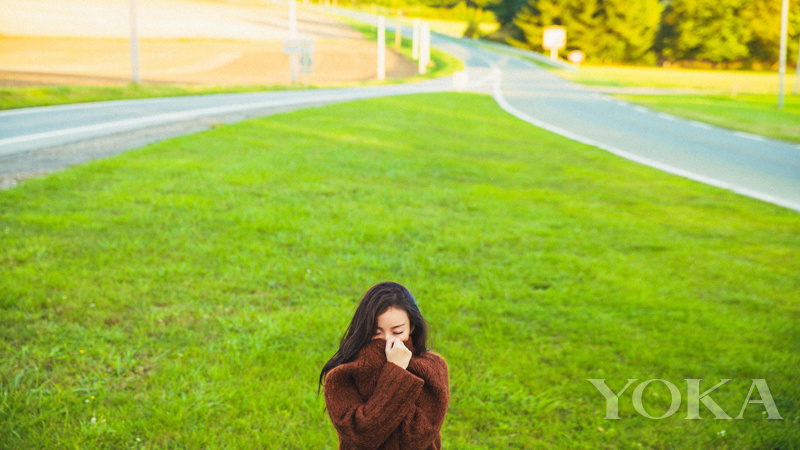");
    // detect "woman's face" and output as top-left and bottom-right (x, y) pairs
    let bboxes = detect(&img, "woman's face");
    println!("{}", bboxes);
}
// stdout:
(373, 307), (413, 341)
